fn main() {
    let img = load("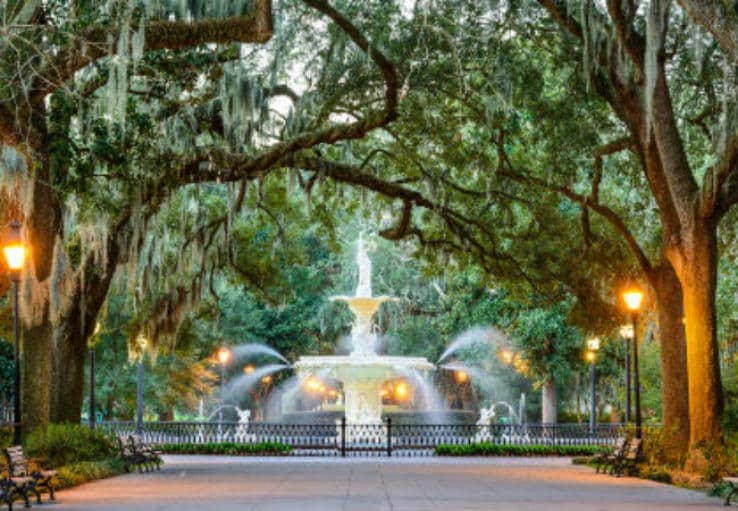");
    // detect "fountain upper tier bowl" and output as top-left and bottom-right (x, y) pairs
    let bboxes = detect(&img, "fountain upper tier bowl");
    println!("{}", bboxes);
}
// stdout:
(294, 354), (435, 381)
(329, 295), (396, 318)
